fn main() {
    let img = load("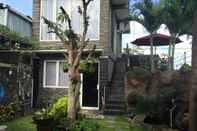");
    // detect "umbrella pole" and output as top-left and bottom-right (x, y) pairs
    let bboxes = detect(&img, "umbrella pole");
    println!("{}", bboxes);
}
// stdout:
(150, 35), (154, 72)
